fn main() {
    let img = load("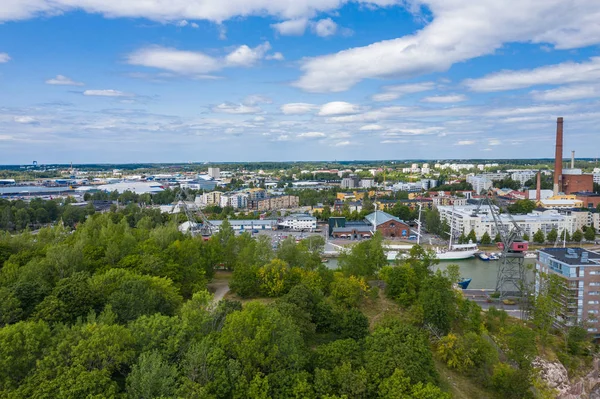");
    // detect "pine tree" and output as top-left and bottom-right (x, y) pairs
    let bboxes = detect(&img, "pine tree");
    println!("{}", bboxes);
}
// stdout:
(546, 229), (558, 243)
(522, 232), (530, 241)
(494, 233), (502, 243)
(480, 231), (491, 245)
(533, 229), (545, 244)
(585, 226), (596, 241)
(572, 229), (583, 243)
(467, 229), (477, 243)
